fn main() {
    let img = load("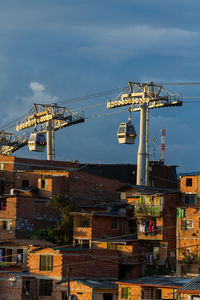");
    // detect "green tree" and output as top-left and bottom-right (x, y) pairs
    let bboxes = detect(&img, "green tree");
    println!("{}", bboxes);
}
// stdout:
(32, 194), (74, 245)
